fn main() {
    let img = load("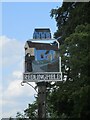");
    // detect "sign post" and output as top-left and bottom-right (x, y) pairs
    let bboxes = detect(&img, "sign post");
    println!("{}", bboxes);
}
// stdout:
(37, 82), (47, 119)
(22, 28), (62, 119)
